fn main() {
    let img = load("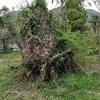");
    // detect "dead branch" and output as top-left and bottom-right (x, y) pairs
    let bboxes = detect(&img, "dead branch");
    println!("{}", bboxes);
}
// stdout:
(72, 57), (90, 77)
(49, 48), (72, 64)
(42, 48), (72, 82)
